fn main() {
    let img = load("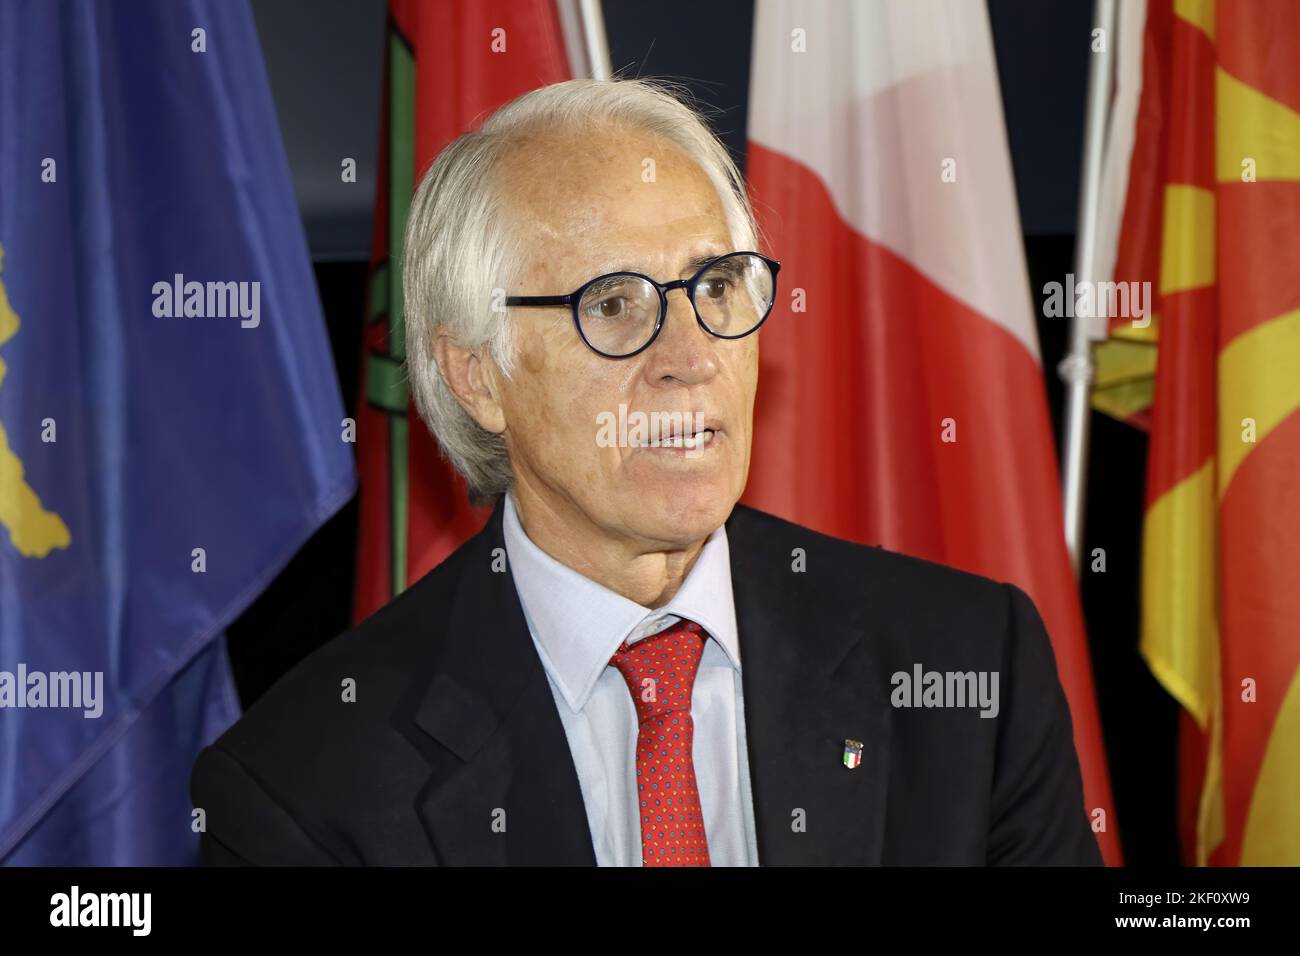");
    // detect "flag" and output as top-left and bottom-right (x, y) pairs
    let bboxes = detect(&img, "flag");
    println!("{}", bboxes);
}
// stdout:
(354, 0), (577, 622)
(1088, 0), (1166, 429)
(744, 0), (1121, 863)
(1094, 0), (1300, 866)
(0, 0), (355, 864)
